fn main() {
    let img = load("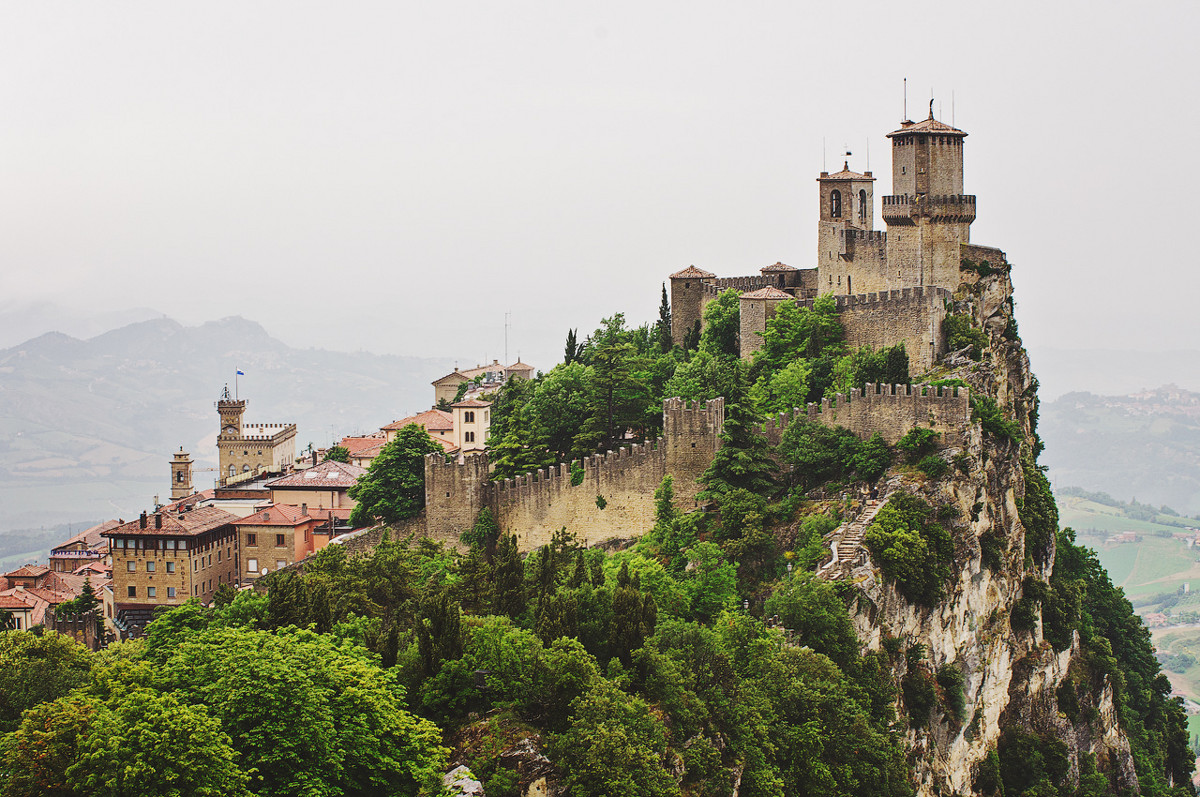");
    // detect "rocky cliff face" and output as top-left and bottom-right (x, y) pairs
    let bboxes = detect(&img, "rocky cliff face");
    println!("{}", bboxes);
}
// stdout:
(837, 270), (1139, 795)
